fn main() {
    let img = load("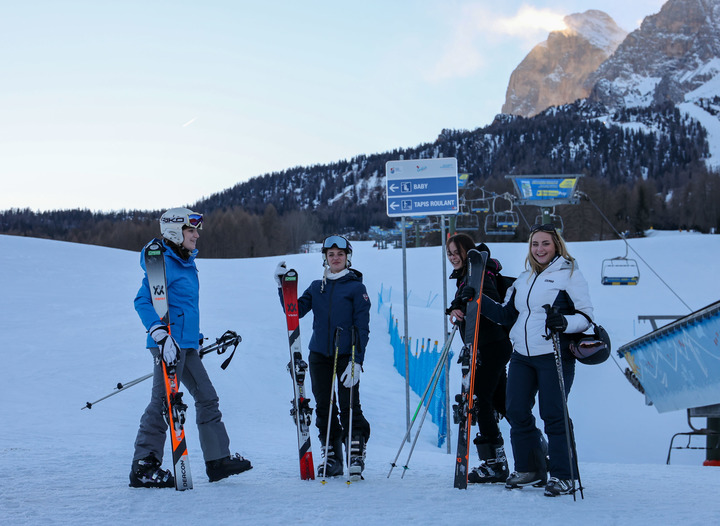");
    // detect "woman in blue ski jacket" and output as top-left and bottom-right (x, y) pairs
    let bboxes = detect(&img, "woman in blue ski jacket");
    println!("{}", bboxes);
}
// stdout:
(480, 223), (593, 497)
(130, 208), (251, 488)
(275, 235), (371, 479)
